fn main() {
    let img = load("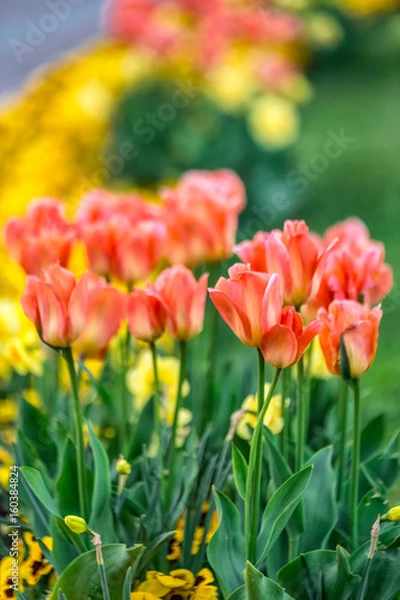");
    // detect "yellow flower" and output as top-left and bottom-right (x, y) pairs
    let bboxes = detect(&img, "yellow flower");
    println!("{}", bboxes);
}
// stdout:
(21, 532), (53, 586)
(131, 593), (160, 600)
(236, 383), (285, 441)
(381, 506), (400, 522)
(306, 338), (333, 380)
(248, 94), (299, 150)
(0, 398), (17, 426)
(126, 351), (190, 423)
(206, 59), (254, 112)
(64, 516), (89, 535)
(22, 389), (42, 409)
(339, 0), (400, 15)
(135, 568), (218, 599)
(0, 447), (13, 489)
(306, 13), (344, 49)
(0, 556), (25, 597)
